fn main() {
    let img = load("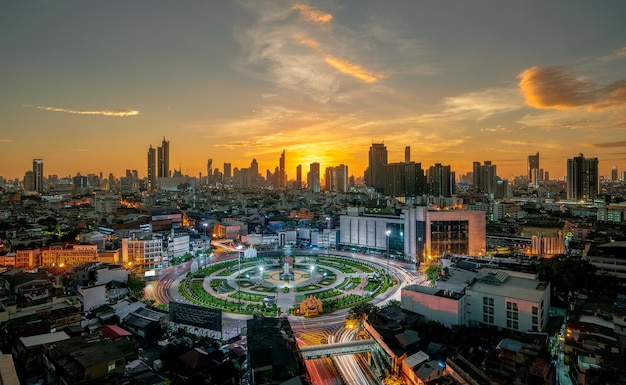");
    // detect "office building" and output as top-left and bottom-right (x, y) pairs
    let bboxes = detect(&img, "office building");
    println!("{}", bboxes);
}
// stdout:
(308, 162), (320, 192)
(528, 152), (540, 188)
(384, 162), (425, 199)
(295, 164), (302, 189)
(566, 153), (599, 201)
(366, 143), (388, 193)
(157, 137), (169, 178)
(33, 159), (44, 193)
(224, 162), (232, 180)
(279, 150), (287, 188)
(339, 206), (485, 263)
(147, 146), (156, 189)
(405, 146), (411, 163)
(121, 237), (164, 271)
(472, 161), (497, 196)
(612, 166), (618, 181)
(325, 164), (349, 192)
(427, 163), (455, 197)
